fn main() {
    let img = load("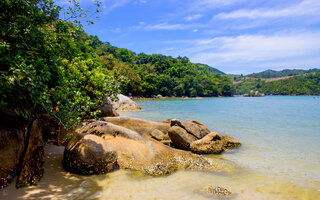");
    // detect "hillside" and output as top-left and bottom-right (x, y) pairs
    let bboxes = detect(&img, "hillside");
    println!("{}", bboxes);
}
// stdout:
(234, 72), (320, 95)
(95, 44), (233, 97)
(247, 69), (320, 78)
